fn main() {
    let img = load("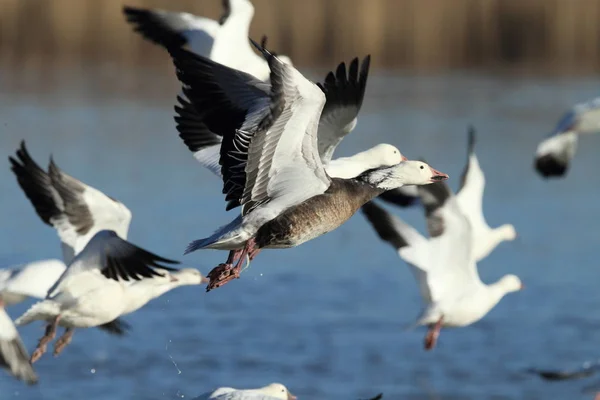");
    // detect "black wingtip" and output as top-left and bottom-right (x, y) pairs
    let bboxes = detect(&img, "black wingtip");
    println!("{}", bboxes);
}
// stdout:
(363, 394), (383, 400)
(260, 35), (268, 49)
(534, 154), (568, 178)
(467, 125), (476, 155)
(249, 37), (273, 60)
